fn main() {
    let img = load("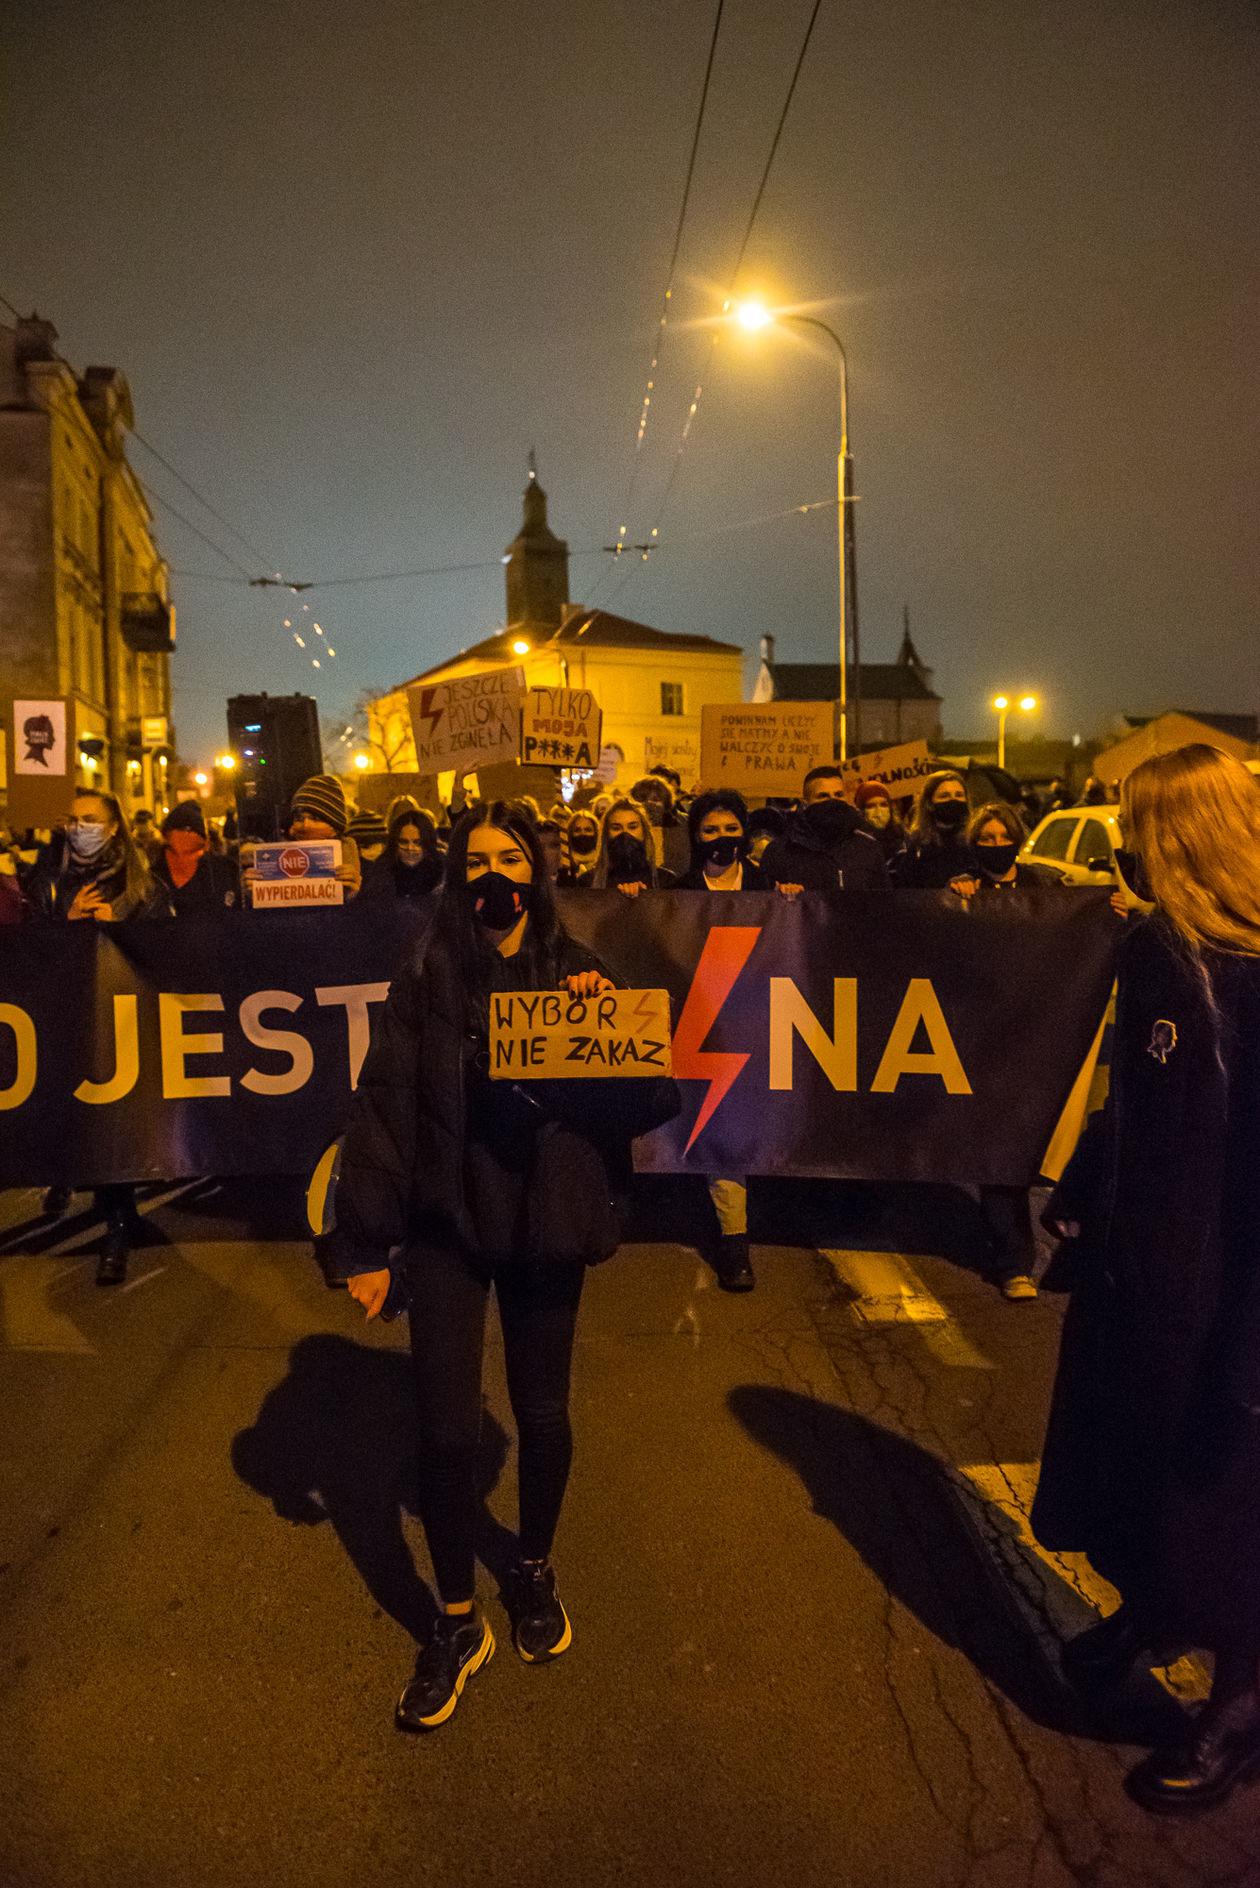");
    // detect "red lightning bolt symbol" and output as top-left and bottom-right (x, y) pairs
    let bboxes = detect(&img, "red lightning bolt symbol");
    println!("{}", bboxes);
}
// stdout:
(671, 926), (761, 1153)
(415, 687), (443, 740)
